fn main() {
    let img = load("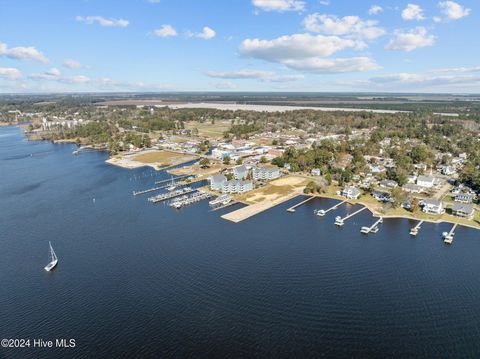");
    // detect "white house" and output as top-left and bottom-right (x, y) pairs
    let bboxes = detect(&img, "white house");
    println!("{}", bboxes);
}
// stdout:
(209, 174), (227, 191)
(452, 203), (475, 219)
(341, 186), (361, 200)
(252, 166), (281, 181)
(417, 175), (435, 188)
(422, 199), (444, 215)
(233, 165), (248, 180)
(222, 180), (253, 194)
